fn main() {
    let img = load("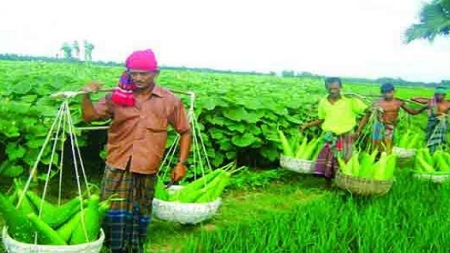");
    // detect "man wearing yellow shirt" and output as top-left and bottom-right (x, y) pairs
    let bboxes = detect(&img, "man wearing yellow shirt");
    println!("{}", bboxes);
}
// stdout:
(301, 77), (369, 189)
